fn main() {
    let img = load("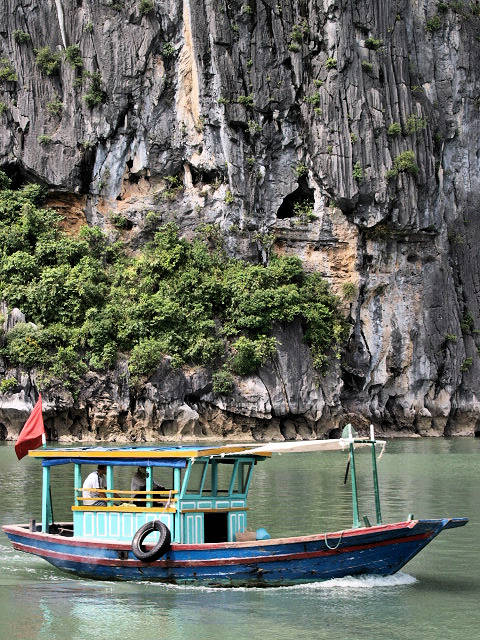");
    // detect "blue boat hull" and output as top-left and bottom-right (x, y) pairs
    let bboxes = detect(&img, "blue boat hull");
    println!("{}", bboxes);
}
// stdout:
(2, 518), (467, 586)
